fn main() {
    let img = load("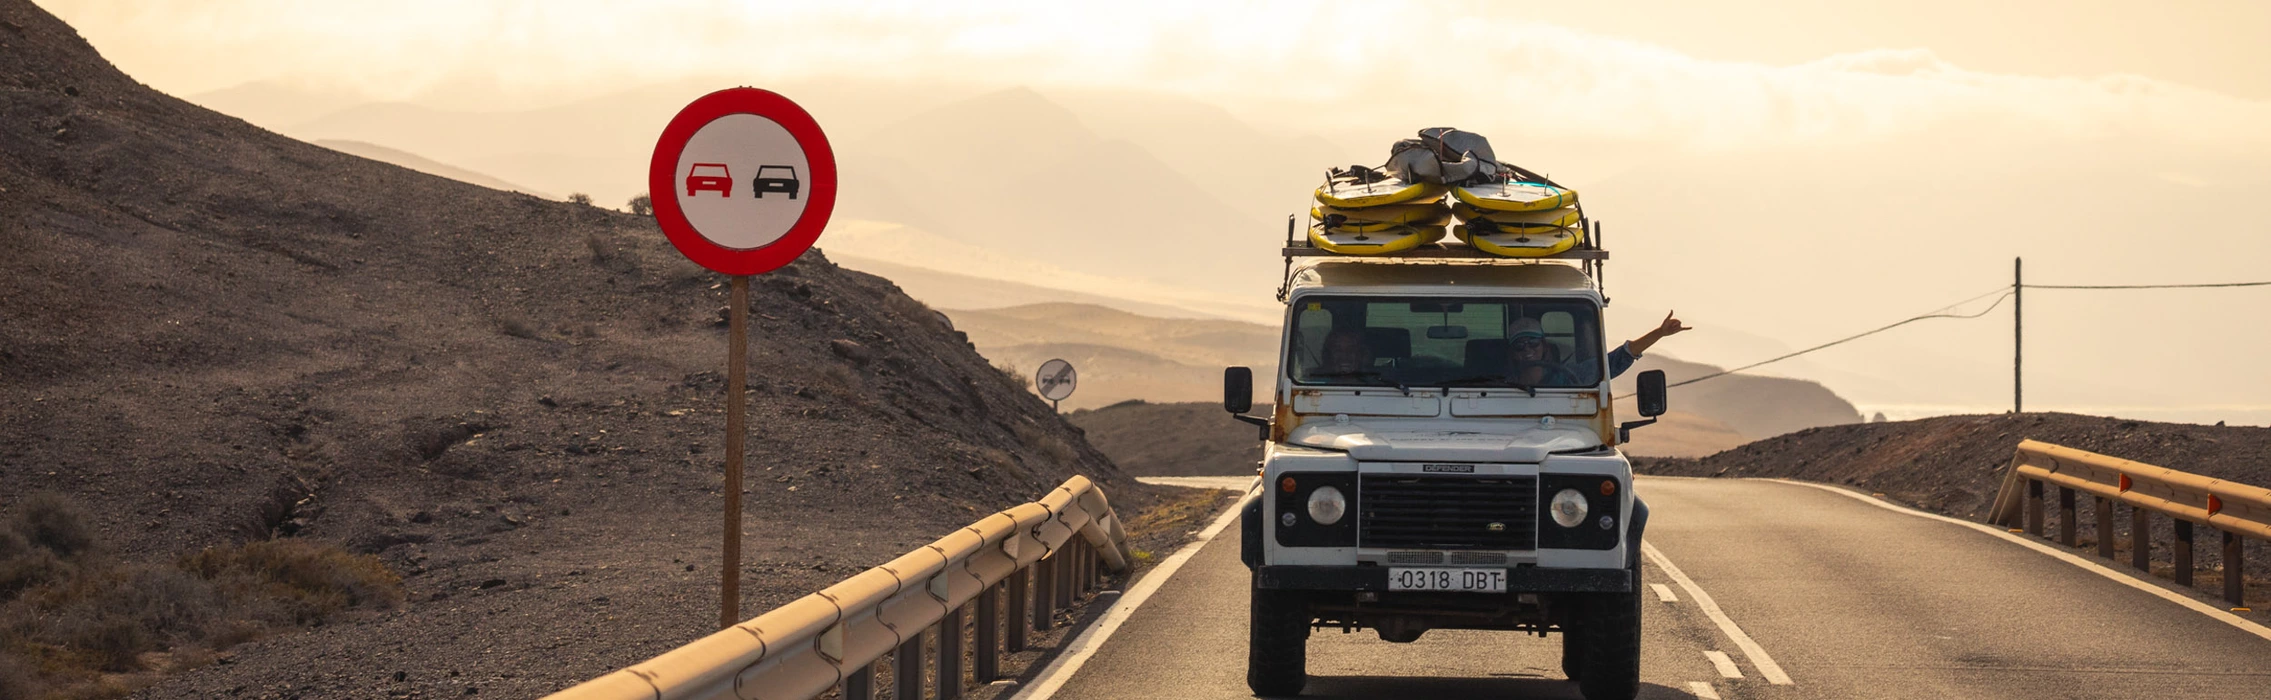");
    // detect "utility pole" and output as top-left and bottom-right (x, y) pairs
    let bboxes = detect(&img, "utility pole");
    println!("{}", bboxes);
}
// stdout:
(2014, 257), (2023, 414)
